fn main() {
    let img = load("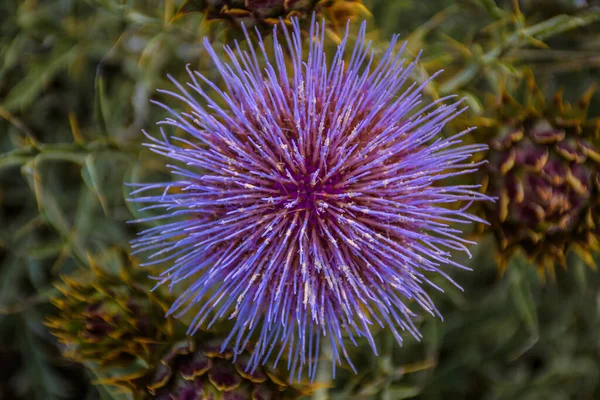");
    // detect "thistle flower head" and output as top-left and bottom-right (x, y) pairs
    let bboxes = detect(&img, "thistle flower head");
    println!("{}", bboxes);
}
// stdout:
(130, 17), (489, 381)
(479, 73), (600, 275)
